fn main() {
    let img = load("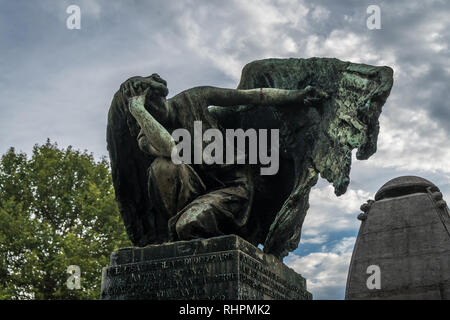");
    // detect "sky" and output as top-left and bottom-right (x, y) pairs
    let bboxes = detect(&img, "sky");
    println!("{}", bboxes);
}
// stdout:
(1, 0), (449, 299)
